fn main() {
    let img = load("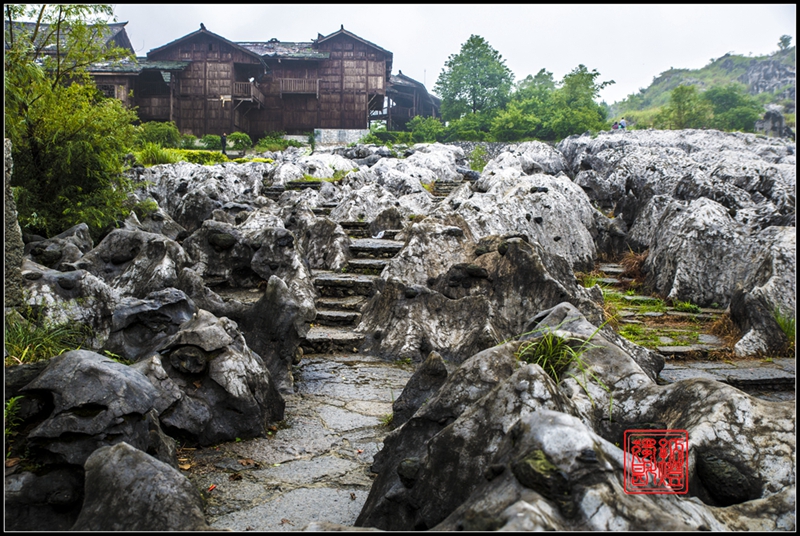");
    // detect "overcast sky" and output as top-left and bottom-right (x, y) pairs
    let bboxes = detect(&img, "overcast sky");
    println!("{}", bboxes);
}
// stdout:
(111, 4), (796, 105)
